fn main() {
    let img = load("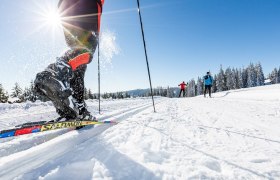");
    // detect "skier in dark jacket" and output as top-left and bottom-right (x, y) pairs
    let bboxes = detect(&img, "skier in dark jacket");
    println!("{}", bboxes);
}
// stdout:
(34, 0), (104, 121)
(178, 81), (188, 97)
(203, 72), (213, 98)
